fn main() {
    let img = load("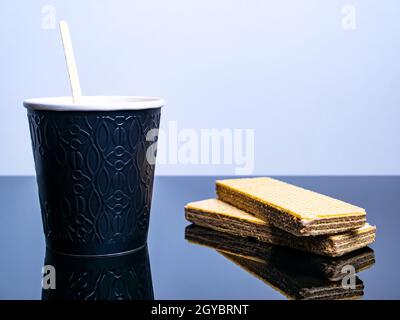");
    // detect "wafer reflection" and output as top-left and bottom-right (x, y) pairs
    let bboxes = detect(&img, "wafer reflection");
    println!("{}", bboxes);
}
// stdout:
(185, 225), (375, 300)
(42, 246), (154, 300)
